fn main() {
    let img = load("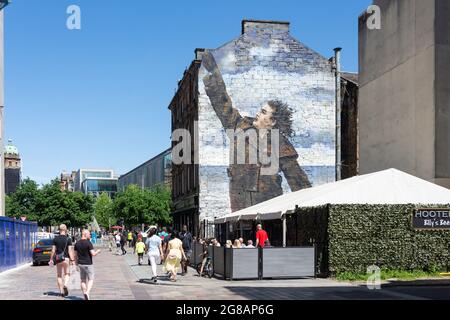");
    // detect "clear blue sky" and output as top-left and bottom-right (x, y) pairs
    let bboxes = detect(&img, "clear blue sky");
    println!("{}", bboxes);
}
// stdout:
(5, 0), (371, 185)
